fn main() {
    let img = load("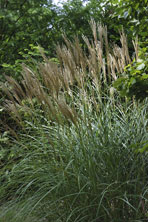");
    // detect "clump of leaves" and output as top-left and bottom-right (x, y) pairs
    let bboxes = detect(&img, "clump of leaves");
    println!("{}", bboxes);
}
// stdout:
(114, 42), (148, 100)
(1, 45), (46, 81)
